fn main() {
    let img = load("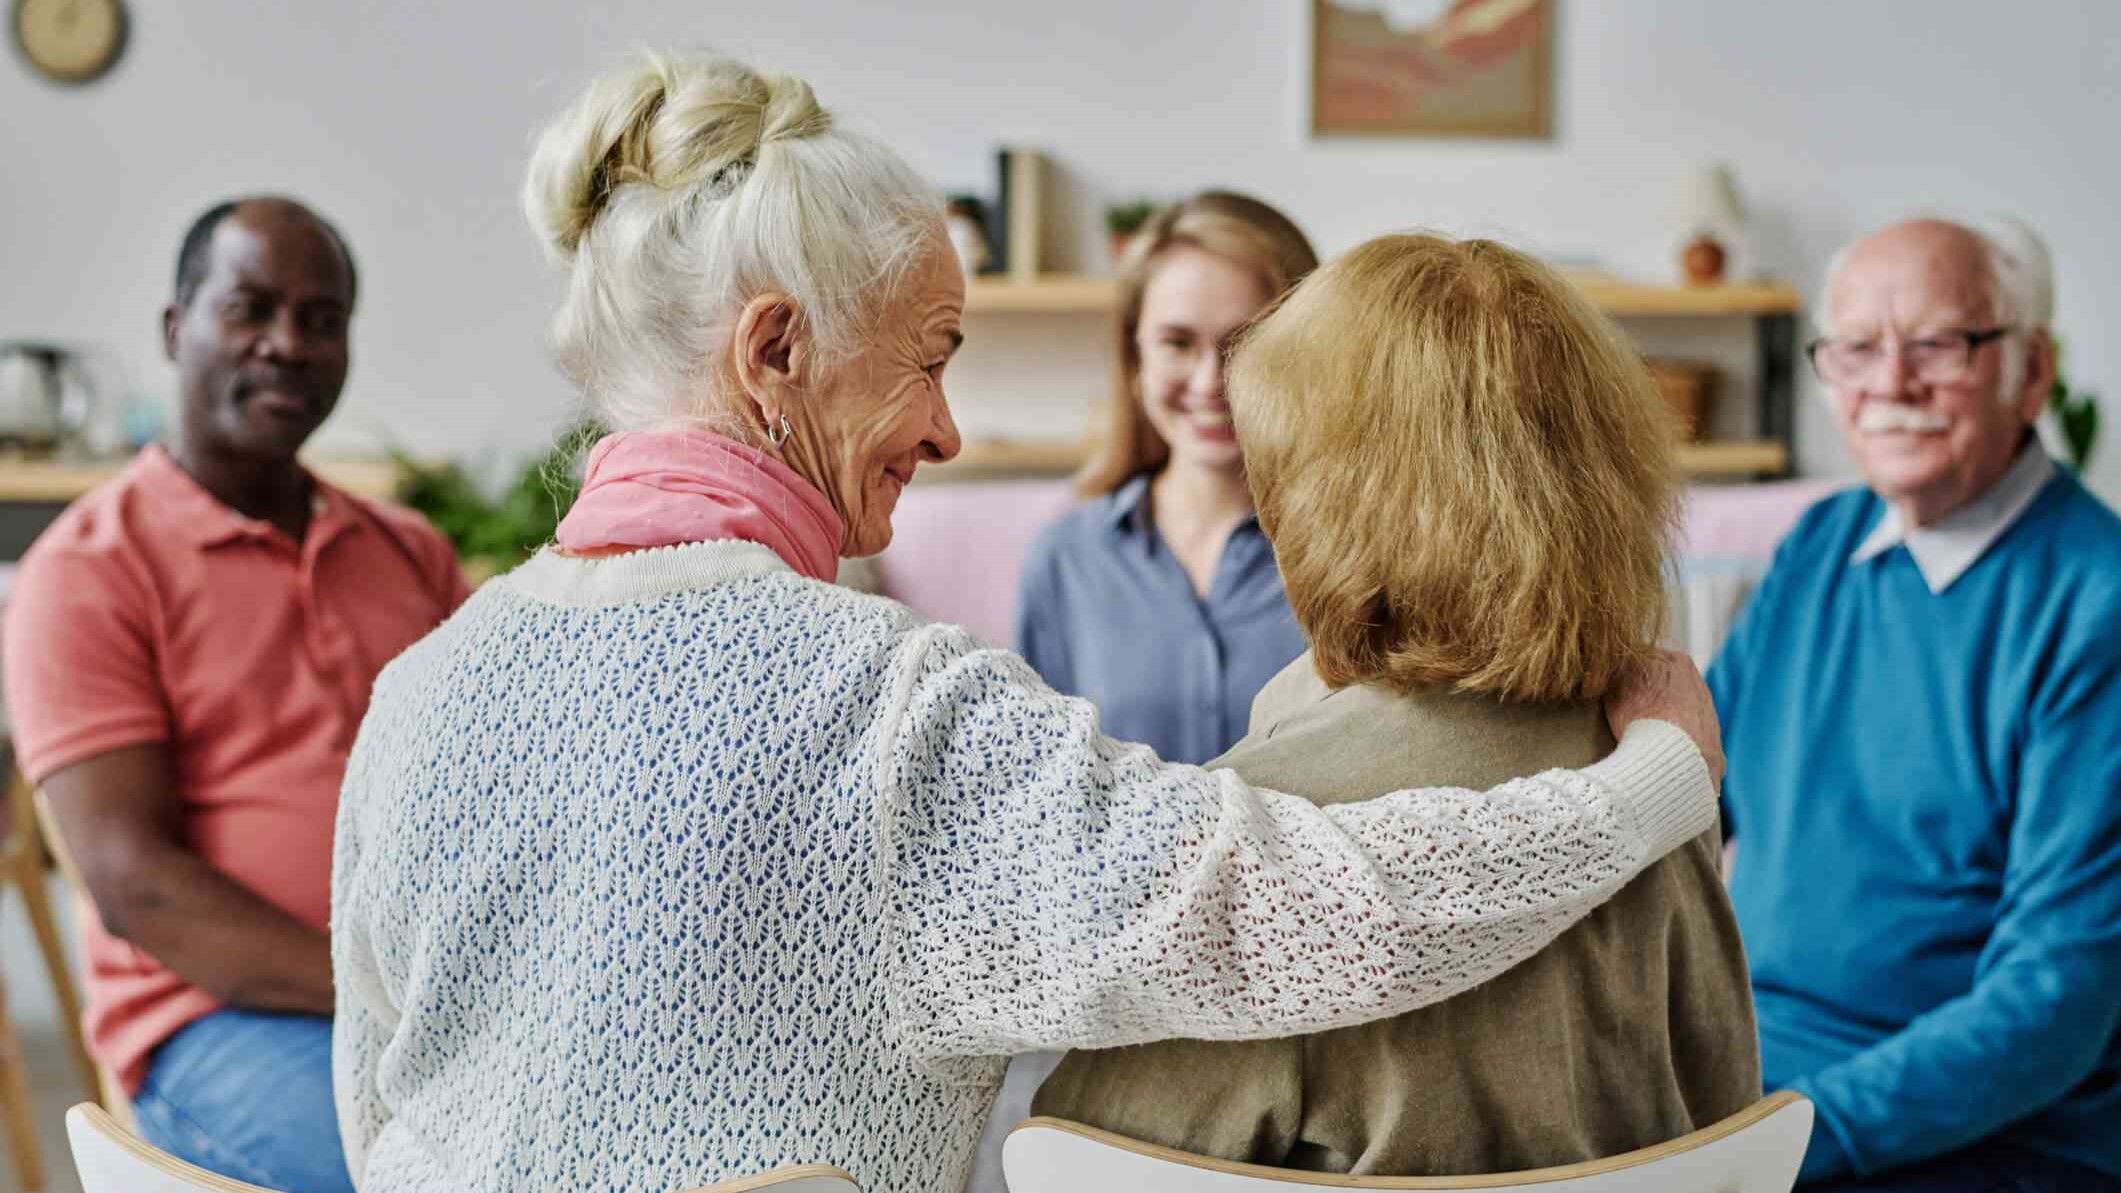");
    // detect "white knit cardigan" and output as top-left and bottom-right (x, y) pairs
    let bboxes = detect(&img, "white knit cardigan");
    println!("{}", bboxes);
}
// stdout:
(331, 541), (1709, 1193)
